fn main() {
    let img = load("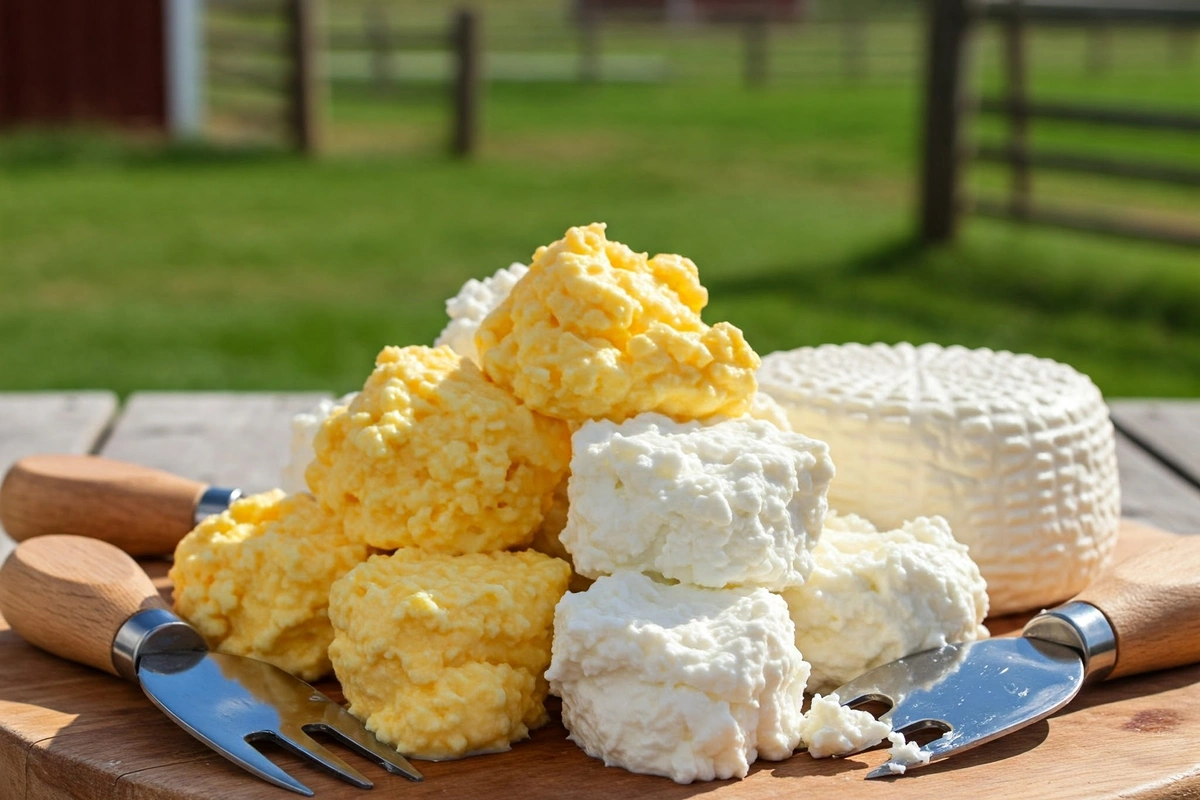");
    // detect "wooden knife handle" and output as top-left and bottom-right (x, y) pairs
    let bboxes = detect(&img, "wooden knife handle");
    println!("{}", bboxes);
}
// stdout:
(0, 535), (167, 676)
(1075, 535), (1200, 679)
(0, 454), (207, 557)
